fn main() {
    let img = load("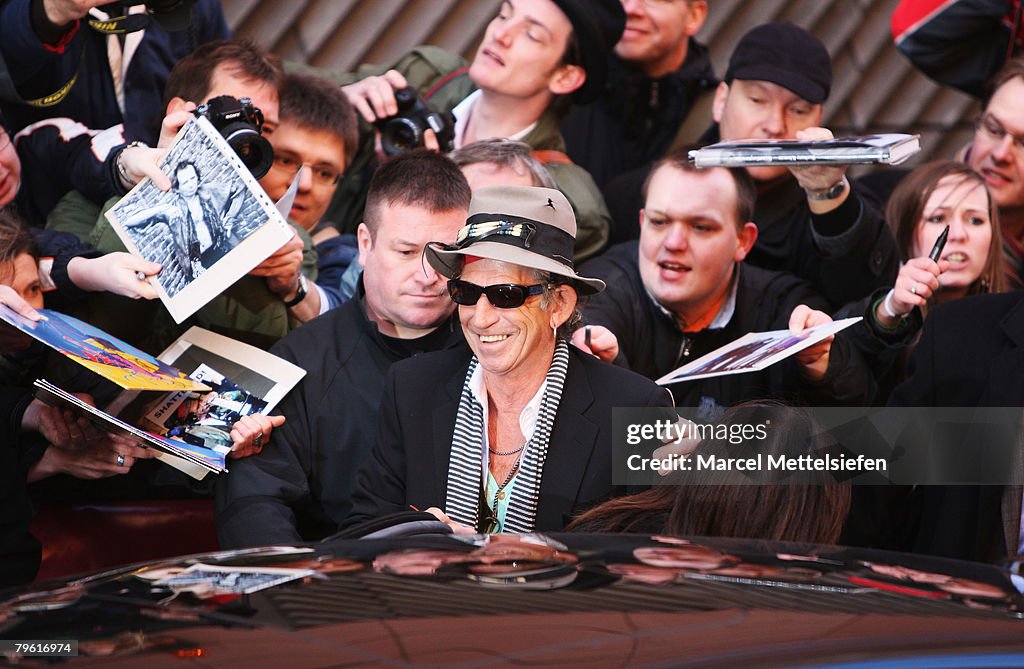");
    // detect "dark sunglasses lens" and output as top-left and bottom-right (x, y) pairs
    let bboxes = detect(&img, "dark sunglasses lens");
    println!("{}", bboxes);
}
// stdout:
(487, 284), (527, 308)
(448, 280), (481, 305)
